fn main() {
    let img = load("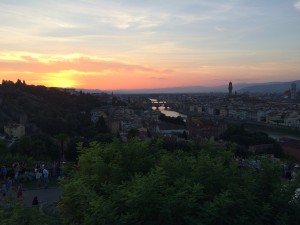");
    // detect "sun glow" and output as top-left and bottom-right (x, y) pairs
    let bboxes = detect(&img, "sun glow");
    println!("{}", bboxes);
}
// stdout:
(42, 71), (80, 88)
(43, 78), (76, 88)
